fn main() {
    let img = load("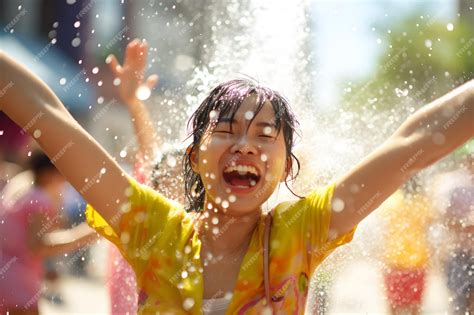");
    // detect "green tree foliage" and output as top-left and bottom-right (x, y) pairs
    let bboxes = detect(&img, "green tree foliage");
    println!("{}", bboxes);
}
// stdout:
(341, 14), (474, 112)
